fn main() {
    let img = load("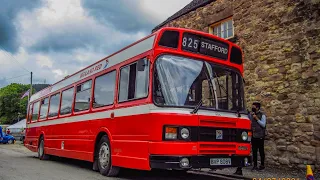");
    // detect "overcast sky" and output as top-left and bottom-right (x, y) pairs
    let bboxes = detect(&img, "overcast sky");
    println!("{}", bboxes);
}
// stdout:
(0, 0), (192, 88)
